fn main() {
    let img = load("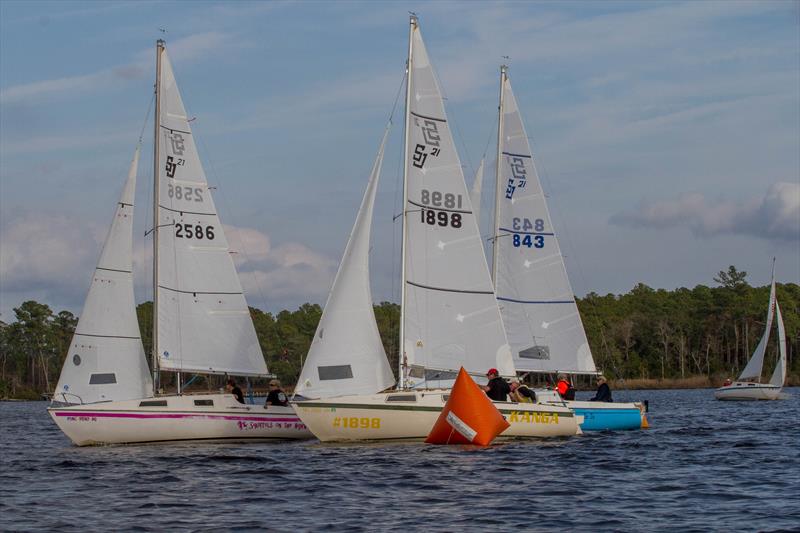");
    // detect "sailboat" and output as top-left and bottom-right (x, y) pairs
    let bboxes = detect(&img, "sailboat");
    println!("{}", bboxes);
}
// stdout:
(715, 260), (787, 401)
(293, 16), (581, 442)
(48, 40), (312, 445)
(490, 65), (647, 430)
